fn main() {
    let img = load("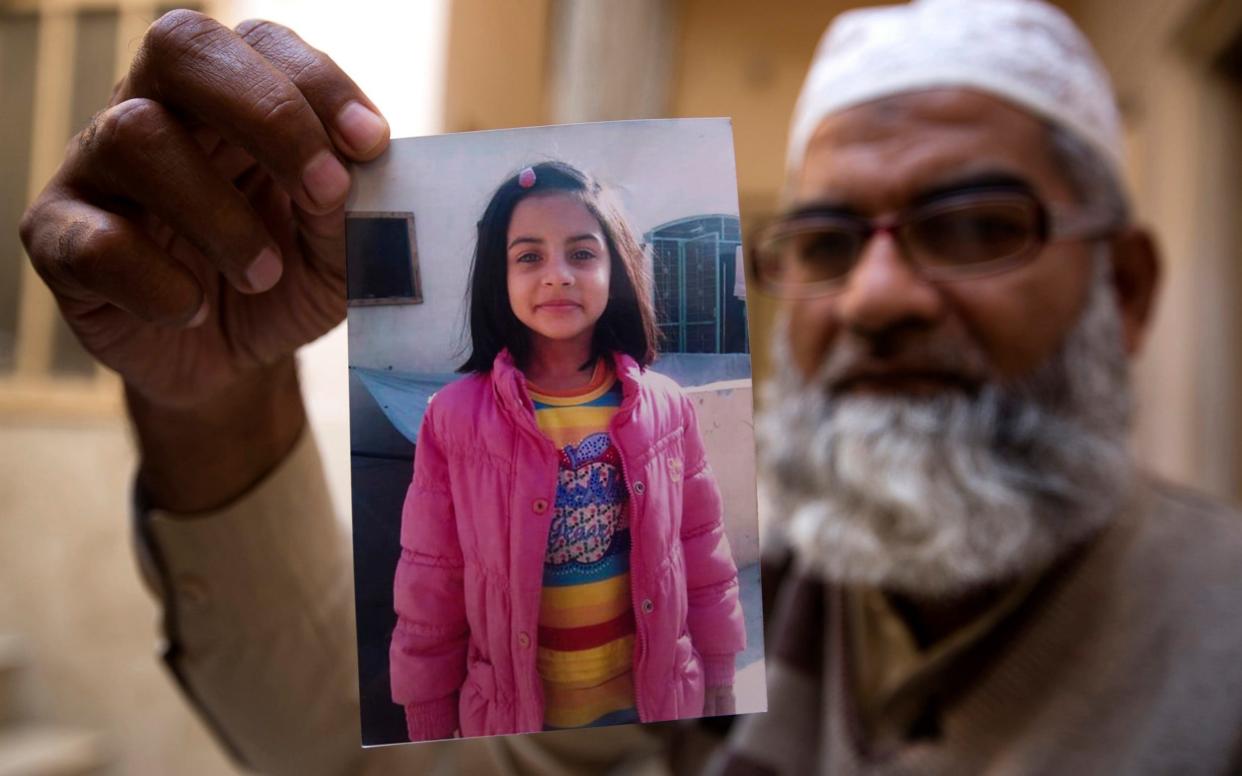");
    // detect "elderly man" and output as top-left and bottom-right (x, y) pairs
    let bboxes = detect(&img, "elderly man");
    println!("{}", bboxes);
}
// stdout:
(19, 0), (1242, 774)
(722, 1), (1242, 773)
